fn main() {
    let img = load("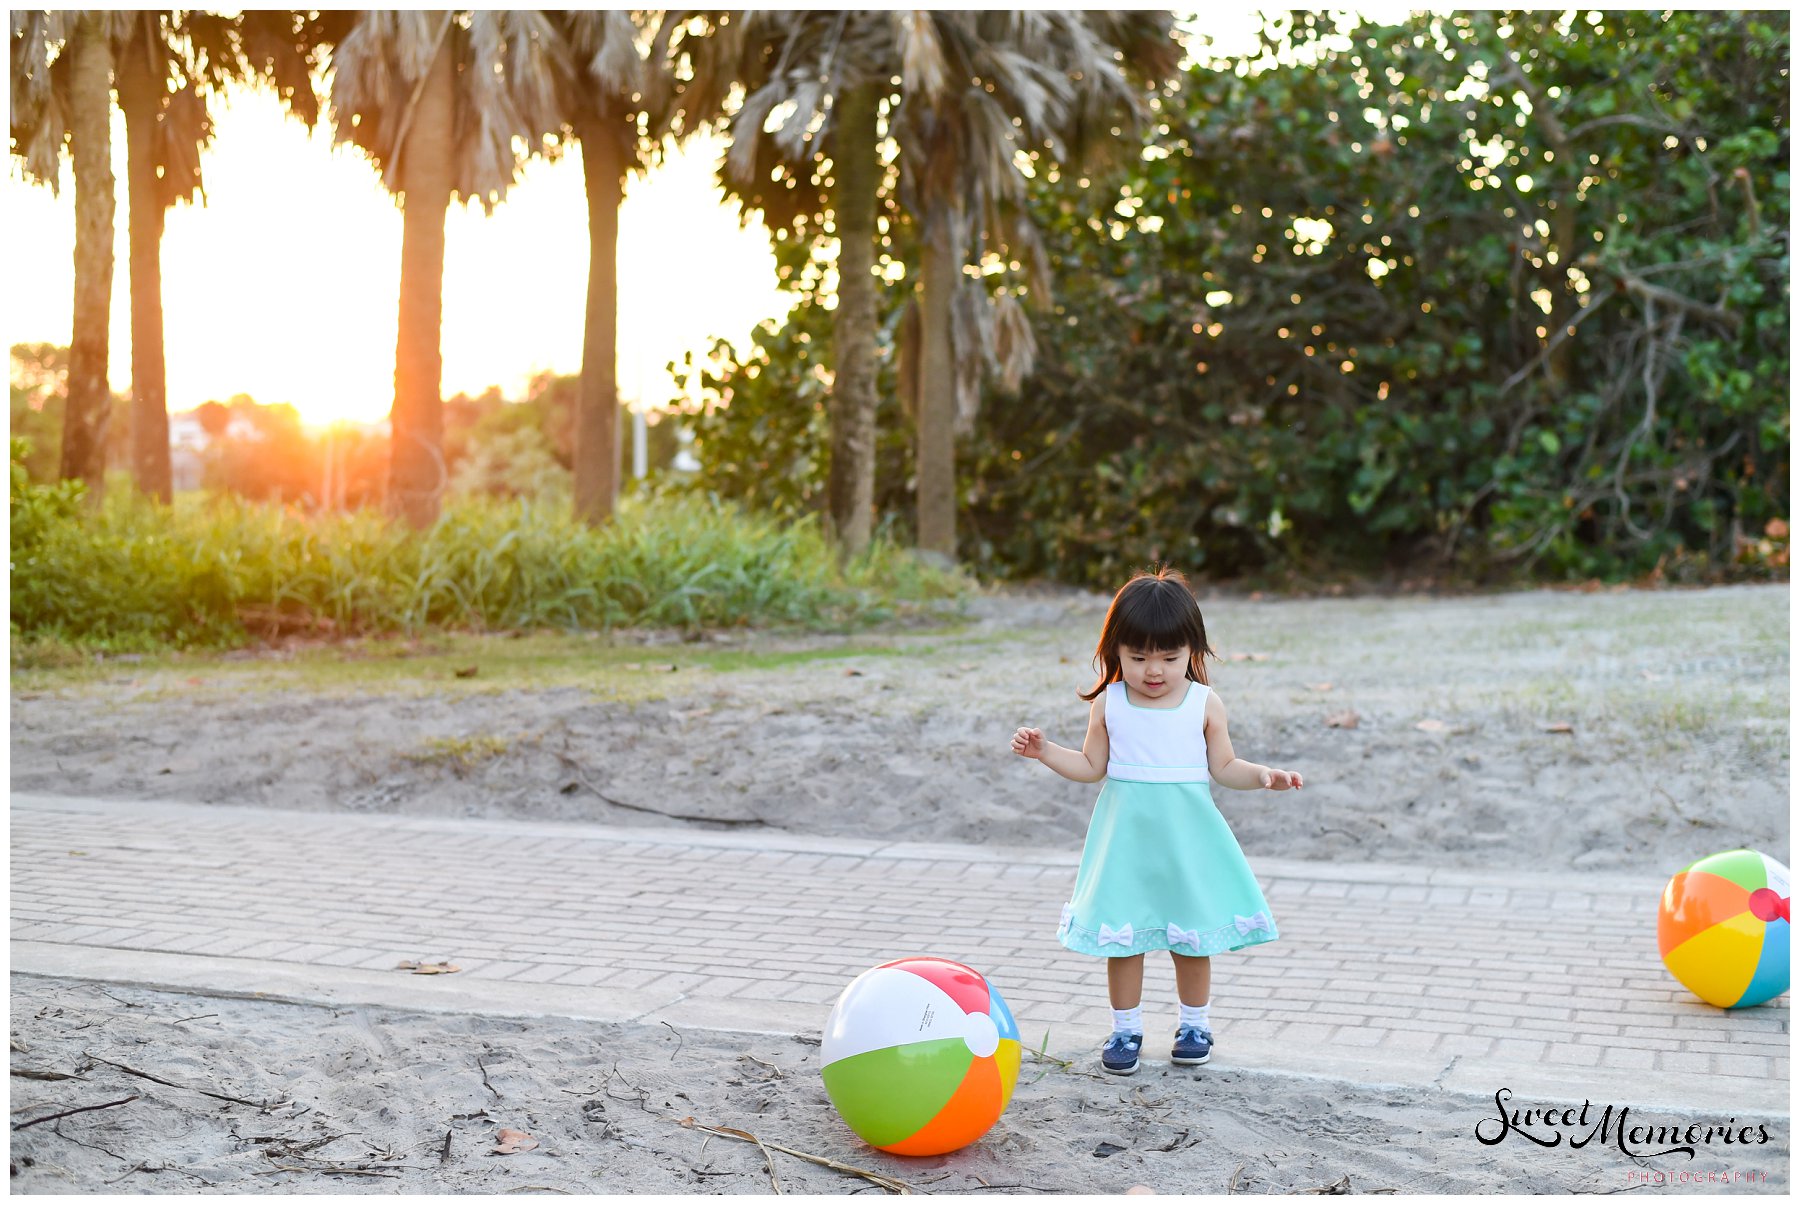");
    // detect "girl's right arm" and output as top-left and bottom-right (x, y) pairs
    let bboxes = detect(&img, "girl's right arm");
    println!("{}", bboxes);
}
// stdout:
(1011, 695), (1109, 784)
